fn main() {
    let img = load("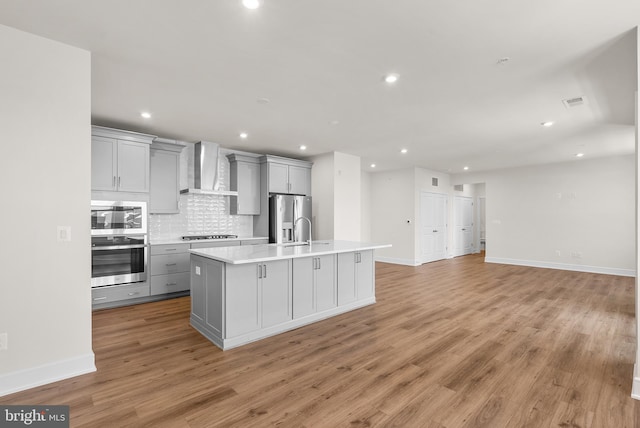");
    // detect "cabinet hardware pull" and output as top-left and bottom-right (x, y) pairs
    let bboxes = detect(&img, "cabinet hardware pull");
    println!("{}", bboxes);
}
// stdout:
(128, 292), (139, 296)
(112, 176), (116, 187)
(263, 264), (267, 278)
(165, 263), (177, 266)
(318, 258), (321, 269)
(258, 264), (262, 279)
(93, 296), (107, 301)
(118, 176), (121, 187)
(165, 248), (177, 252)
(433, 230), (438, 232)
(166, 282), (177, 286)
